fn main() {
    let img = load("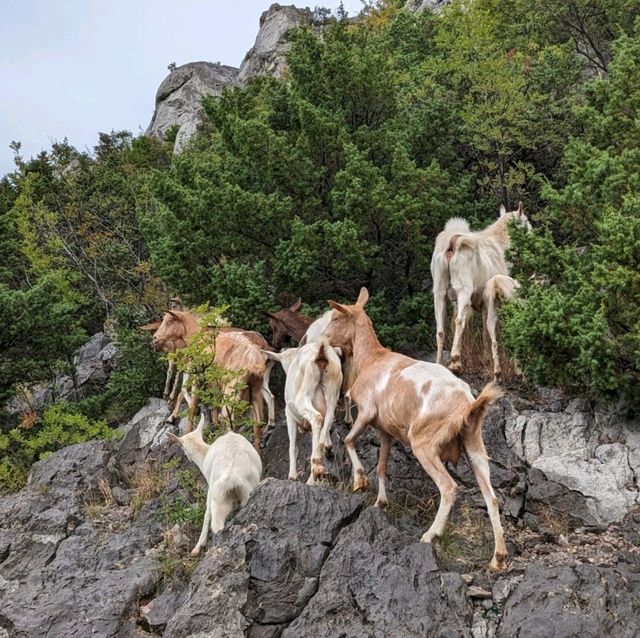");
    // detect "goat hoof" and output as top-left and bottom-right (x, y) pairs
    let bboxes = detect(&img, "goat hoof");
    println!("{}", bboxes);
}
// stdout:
(353, 474), (369, 492)
(312, 459), (326, 478)
(288, 473), (298, 481)
(191, 546), (202, 556)
(374, 498), (387, 509)
(448, 361), (463, 374)
(490, 553), (508, 571)
(420, 533), (434, 544)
